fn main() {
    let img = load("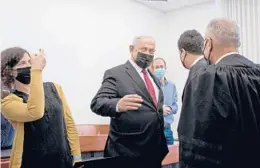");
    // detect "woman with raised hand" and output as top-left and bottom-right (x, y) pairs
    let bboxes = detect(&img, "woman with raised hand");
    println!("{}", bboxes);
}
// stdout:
(1, 47), (81, 168)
